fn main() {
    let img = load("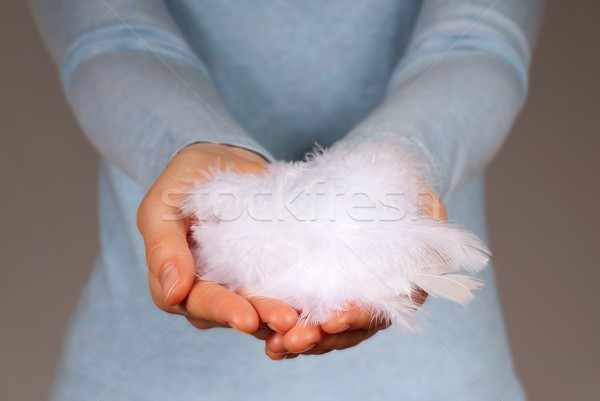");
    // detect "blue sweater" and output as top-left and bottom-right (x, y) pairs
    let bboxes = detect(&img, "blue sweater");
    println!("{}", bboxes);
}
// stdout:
(29, 1), (544, 400)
